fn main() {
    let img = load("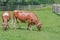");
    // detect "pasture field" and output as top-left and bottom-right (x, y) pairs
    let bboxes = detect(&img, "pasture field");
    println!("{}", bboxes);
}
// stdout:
(0, 7), (60, 40)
